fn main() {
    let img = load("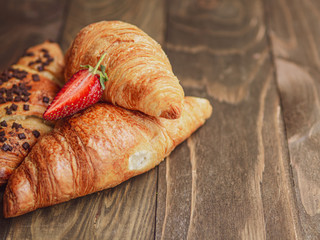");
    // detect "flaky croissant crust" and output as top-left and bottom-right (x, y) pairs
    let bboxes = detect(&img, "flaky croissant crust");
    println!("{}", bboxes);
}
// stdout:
(4, 97), (212, 217)
(65, 21), (184, 119)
